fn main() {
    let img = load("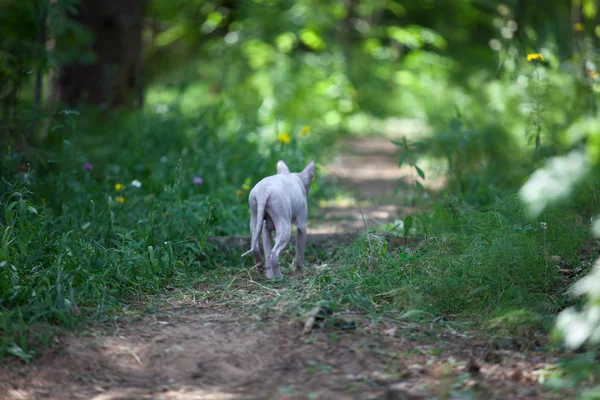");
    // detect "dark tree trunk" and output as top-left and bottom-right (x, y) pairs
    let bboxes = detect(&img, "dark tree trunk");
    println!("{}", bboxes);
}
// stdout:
(340, 0), (357, 64)
(30, 1), (47, 142)
(50, 0), (145, 109)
